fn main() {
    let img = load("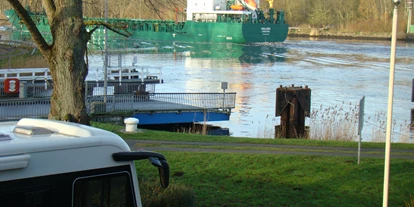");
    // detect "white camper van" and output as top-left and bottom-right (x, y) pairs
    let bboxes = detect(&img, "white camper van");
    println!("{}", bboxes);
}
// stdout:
(0, 118), (169, 207)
